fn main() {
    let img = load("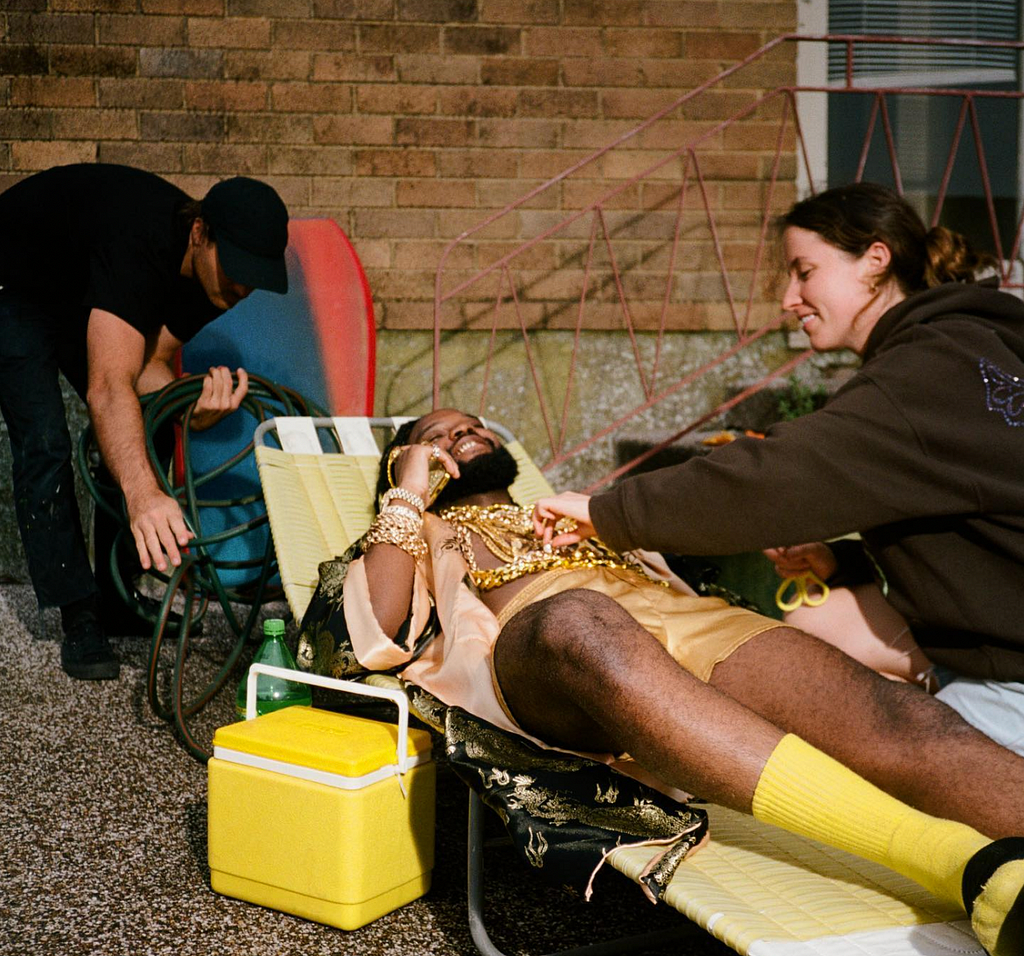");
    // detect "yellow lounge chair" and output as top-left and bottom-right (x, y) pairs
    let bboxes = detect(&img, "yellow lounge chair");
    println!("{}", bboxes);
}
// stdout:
(254, 415), (984, 956)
